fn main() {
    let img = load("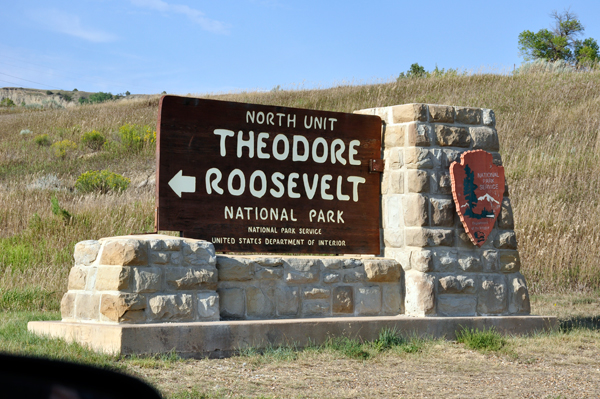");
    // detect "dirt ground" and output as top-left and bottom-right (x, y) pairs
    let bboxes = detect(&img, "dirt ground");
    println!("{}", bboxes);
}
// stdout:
(128, 294), (600, 398)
